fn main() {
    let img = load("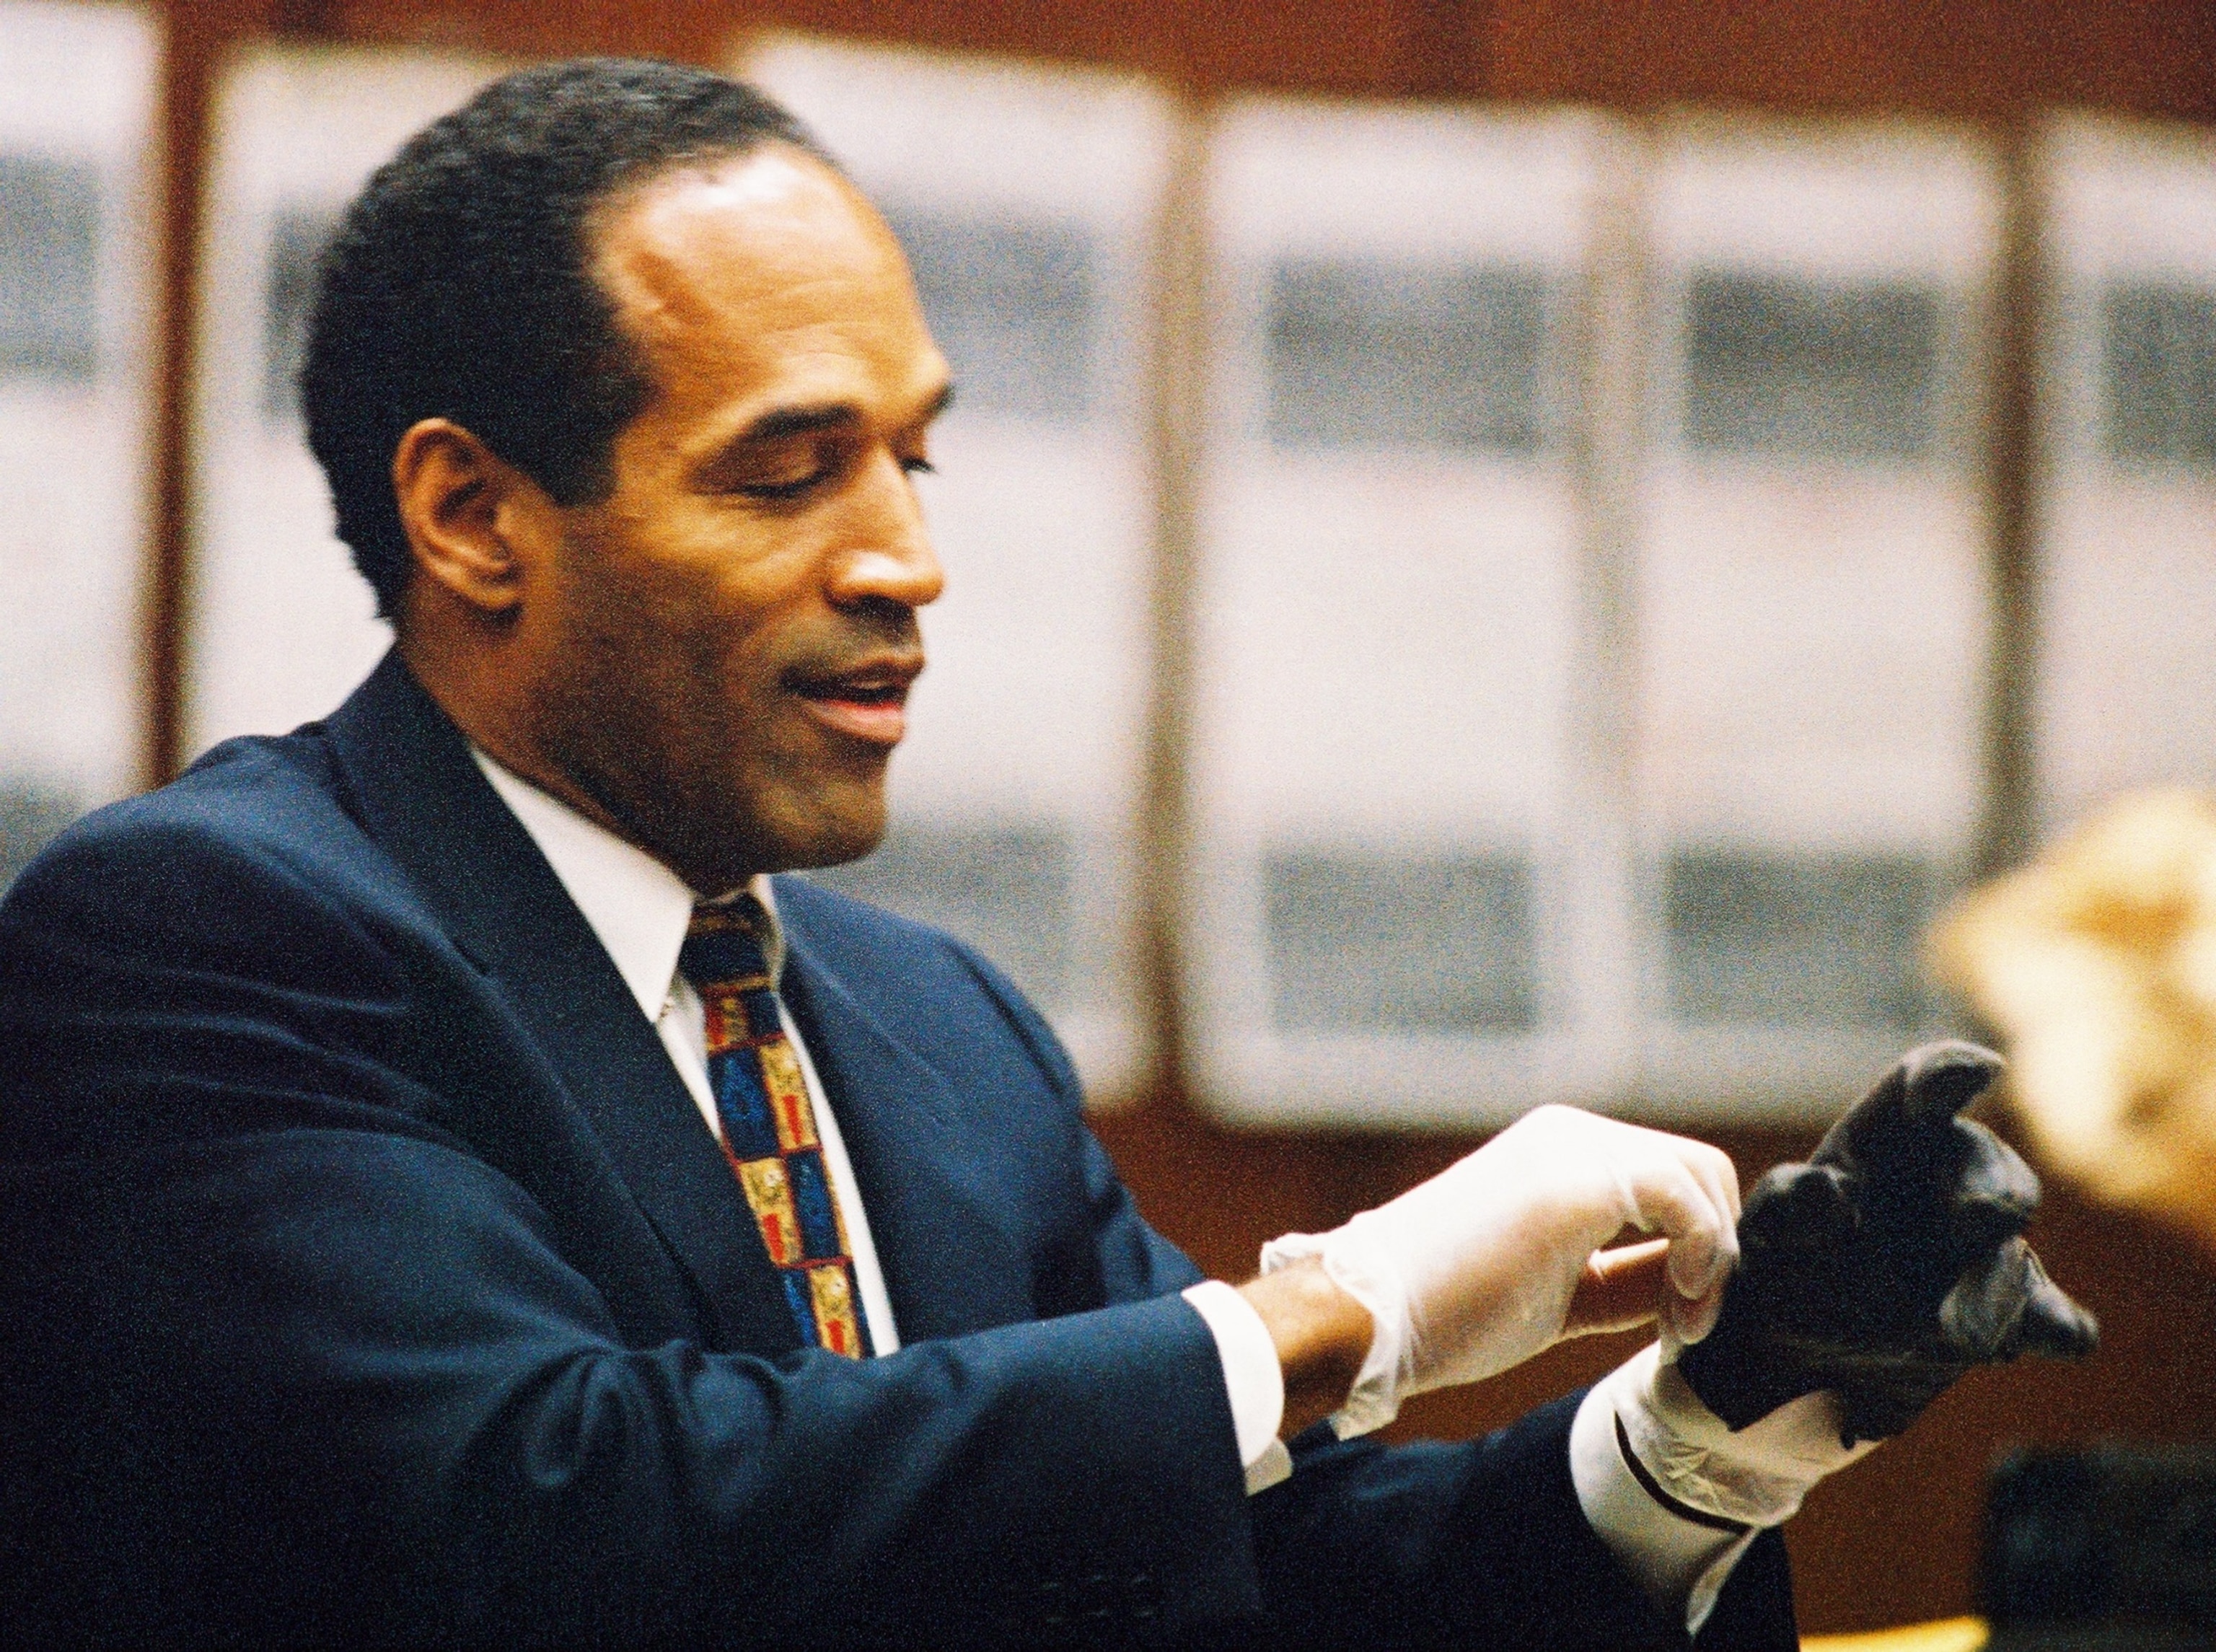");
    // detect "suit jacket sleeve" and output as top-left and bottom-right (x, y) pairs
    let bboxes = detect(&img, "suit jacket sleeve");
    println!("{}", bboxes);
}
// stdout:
(0, 799), (1259, 1648)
